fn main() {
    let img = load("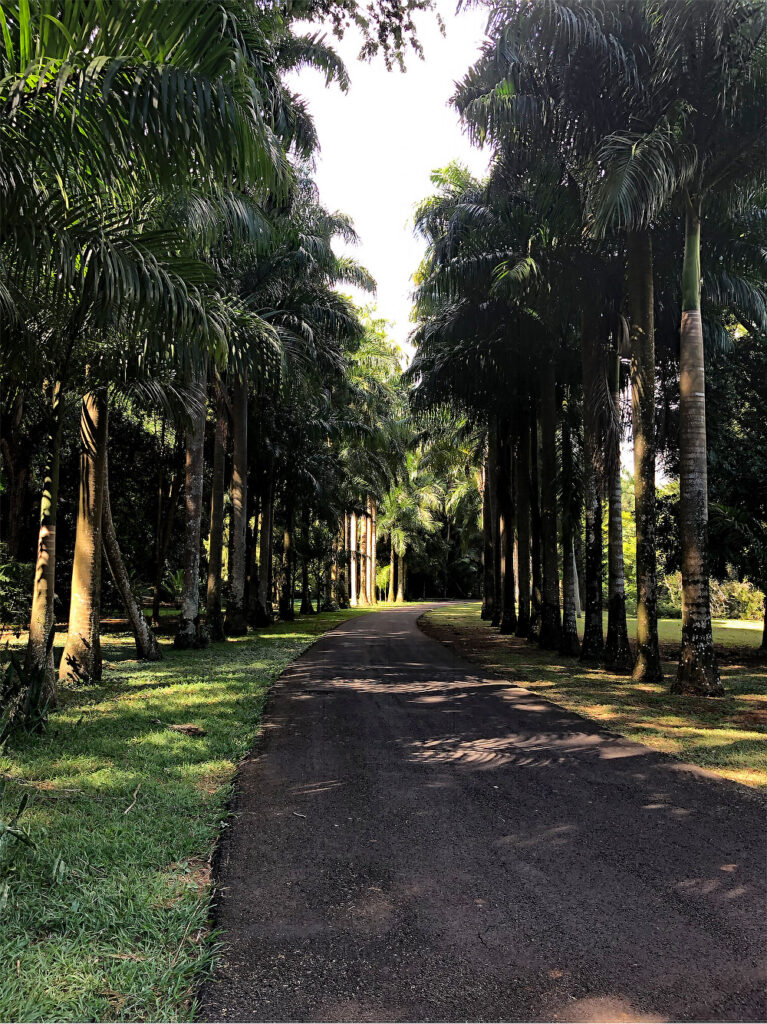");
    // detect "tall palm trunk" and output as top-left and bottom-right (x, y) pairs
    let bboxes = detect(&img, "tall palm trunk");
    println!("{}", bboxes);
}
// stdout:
(515, 407), (531, 637)
(102, 455), (161, 661)
(152, 432), (183, 628)
(279, 515), (295, 621)
(539, 361), (562, 650)
(370, 500), (378, 605)
(396, 553), (405, 603)
(604, 344), (633, 673)
(26, 381), (64, 696)
(627, 229), (663, 682)
(299, 506), (314, 615)
(673, 202), (722, 695)
(349, 512), (358, 607)
(388, 539), (396, 603)
(499, 425), (517, 634)
(580, 310), (605, 663)
(336, 516), (349, 609)
(252, 466), (274, 626)
(529, 403), (543, 641)
(206, 384), (228, 641)
(60, 391), (108, 683)
(481, 455), (495, 620)
(488, 417), (502, 627)
(247, 490), (261, 622)
(175, 369), (208, 649)
(358, 509), (369, 606)
(559, 395), (580, 656)
(225, 373), (248, 635)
